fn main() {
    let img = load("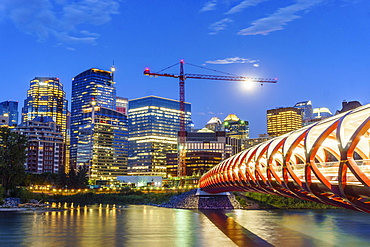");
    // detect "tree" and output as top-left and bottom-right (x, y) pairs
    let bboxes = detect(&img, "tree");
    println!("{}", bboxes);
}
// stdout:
(0, 127), (27, 196)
